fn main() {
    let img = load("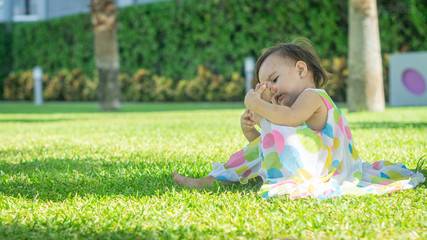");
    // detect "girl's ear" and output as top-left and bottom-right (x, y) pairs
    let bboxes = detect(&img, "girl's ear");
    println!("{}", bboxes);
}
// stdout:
(295, 61), (308, 77)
